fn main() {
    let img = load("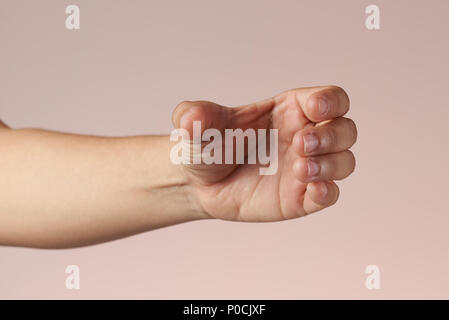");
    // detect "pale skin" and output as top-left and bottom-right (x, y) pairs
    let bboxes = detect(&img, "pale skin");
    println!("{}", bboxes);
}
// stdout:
(0, 86), (357, 248)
